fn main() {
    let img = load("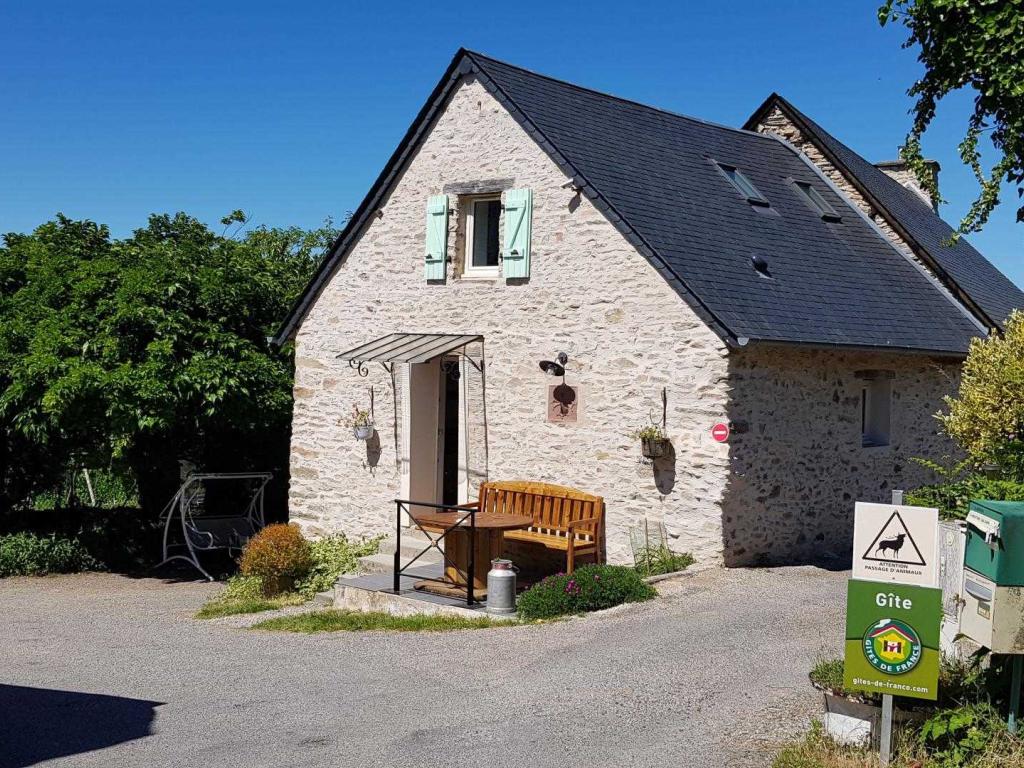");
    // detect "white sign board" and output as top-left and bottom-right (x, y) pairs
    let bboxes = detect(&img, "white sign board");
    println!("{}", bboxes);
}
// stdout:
(852, 502), (939, 587)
